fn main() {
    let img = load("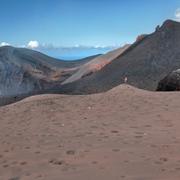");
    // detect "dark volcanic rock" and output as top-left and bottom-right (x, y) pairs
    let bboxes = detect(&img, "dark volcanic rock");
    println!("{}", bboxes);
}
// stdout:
(136, 34), (147, 42)
(59, 20), (180, 94)
(157, 69), (180, 91)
